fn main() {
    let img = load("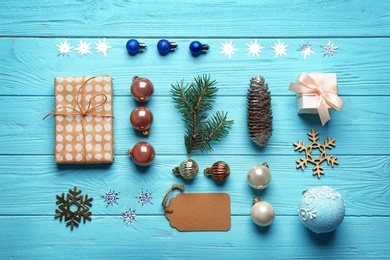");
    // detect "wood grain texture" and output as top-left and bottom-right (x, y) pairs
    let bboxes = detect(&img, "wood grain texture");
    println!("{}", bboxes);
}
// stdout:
(0, 0), (390, 259)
